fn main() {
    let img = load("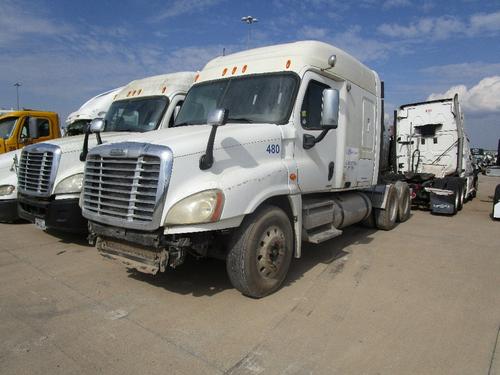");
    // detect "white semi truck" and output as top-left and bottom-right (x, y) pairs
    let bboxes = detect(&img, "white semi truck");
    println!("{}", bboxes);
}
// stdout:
(0, 88), (122, 223)
(17, 72), (195, 232)
(394, 95), (477, 215)
(81, 41), (410, 298)
(65, 87), (123, 136)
